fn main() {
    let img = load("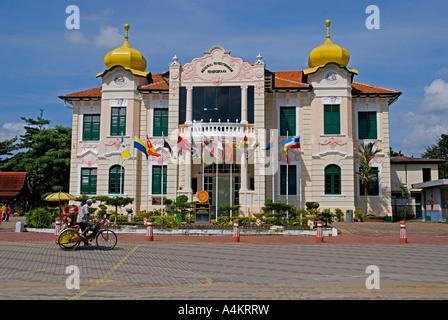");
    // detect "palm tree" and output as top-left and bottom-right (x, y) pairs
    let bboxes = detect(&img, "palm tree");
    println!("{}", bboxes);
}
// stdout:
(357, 142), (381, 216)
